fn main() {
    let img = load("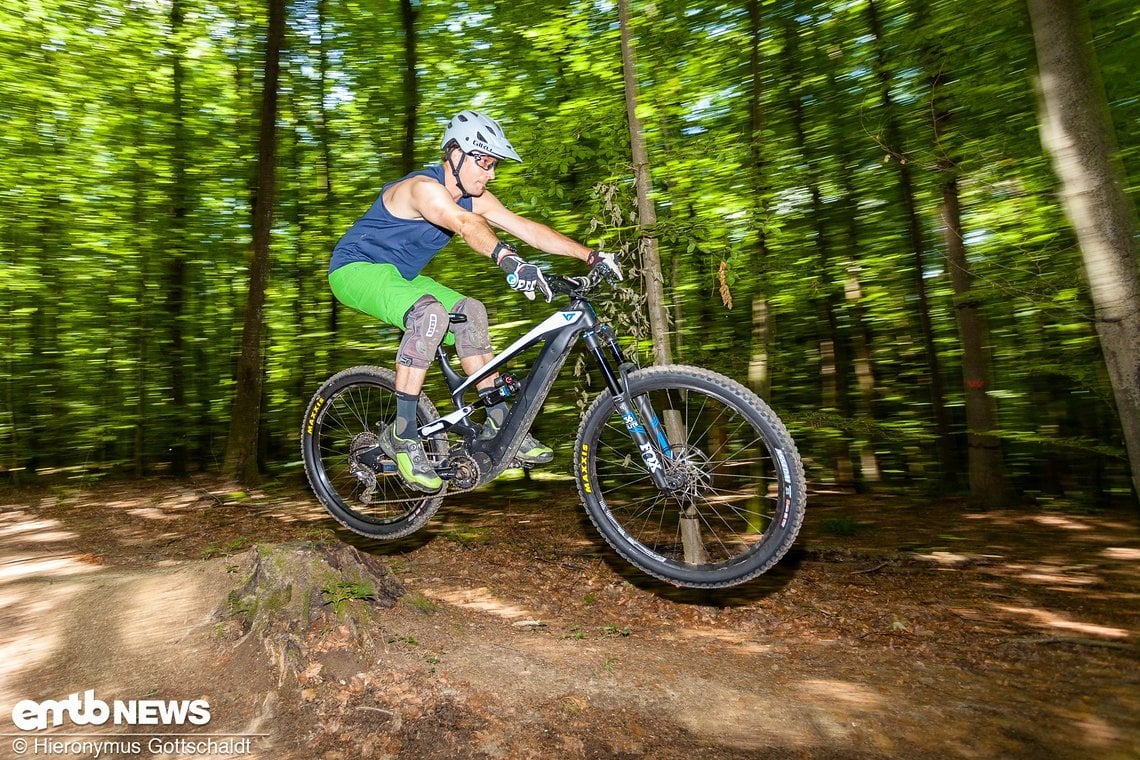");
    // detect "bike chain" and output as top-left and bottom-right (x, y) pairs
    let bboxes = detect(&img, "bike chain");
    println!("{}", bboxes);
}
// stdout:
(355, 449), (530, 506)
